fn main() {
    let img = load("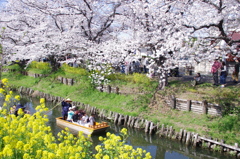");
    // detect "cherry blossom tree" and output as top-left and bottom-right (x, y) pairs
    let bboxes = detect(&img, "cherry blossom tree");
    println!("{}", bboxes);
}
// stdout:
(0, 0), (239, 88)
